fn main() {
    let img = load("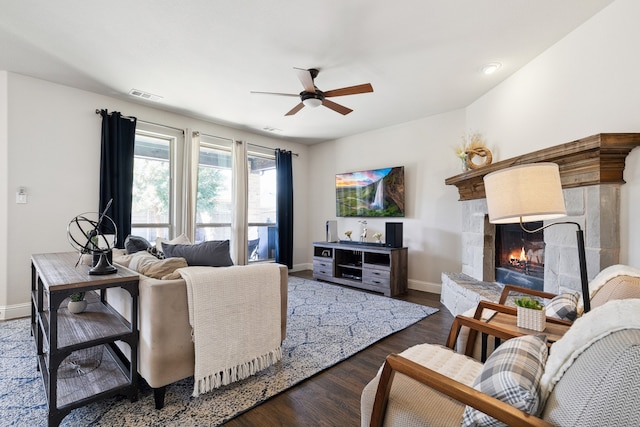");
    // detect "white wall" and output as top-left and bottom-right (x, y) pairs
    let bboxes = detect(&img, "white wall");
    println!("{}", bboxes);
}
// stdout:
(307, 0), (640, 293)
(309, 110), (466, 292)
(466, 0), (640, 266)
(0, 73), (310, 319)
(0, 71), (8, 317)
